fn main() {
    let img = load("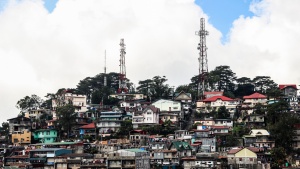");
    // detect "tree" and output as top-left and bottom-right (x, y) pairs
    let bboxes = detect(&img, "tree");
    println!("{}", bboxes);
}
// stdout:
(114, 120), (133, 138)
(150, 76), (171, 100)
(252, 76), (277, 94)
(0, 122), (9, 142)
(234, 77), (255, 98)
(209, 65), (236, 93)
(136, 79), (153, 100)
(16, 94), (43, 112)
(56, 104), (77, 139)
(266, 100), (289, 125)
(269, 112), (300, 153)
(215, 106), (230, 119)
(271, 147), (287, 168)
